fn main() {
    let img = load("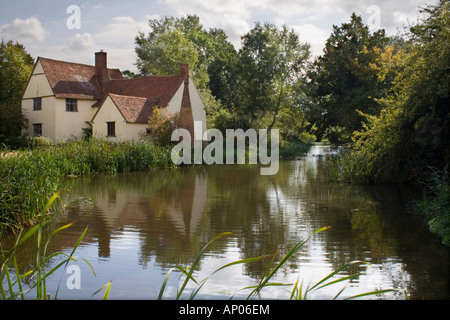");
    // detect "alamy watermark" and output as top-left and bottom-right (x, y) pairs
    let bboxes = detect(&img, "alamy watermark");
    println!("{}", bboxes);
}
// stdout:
(171, 121), (280, 176)
(66, 5), (81, 30)
(366, 5), (381, 30)
(66, 264), (81, 290)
